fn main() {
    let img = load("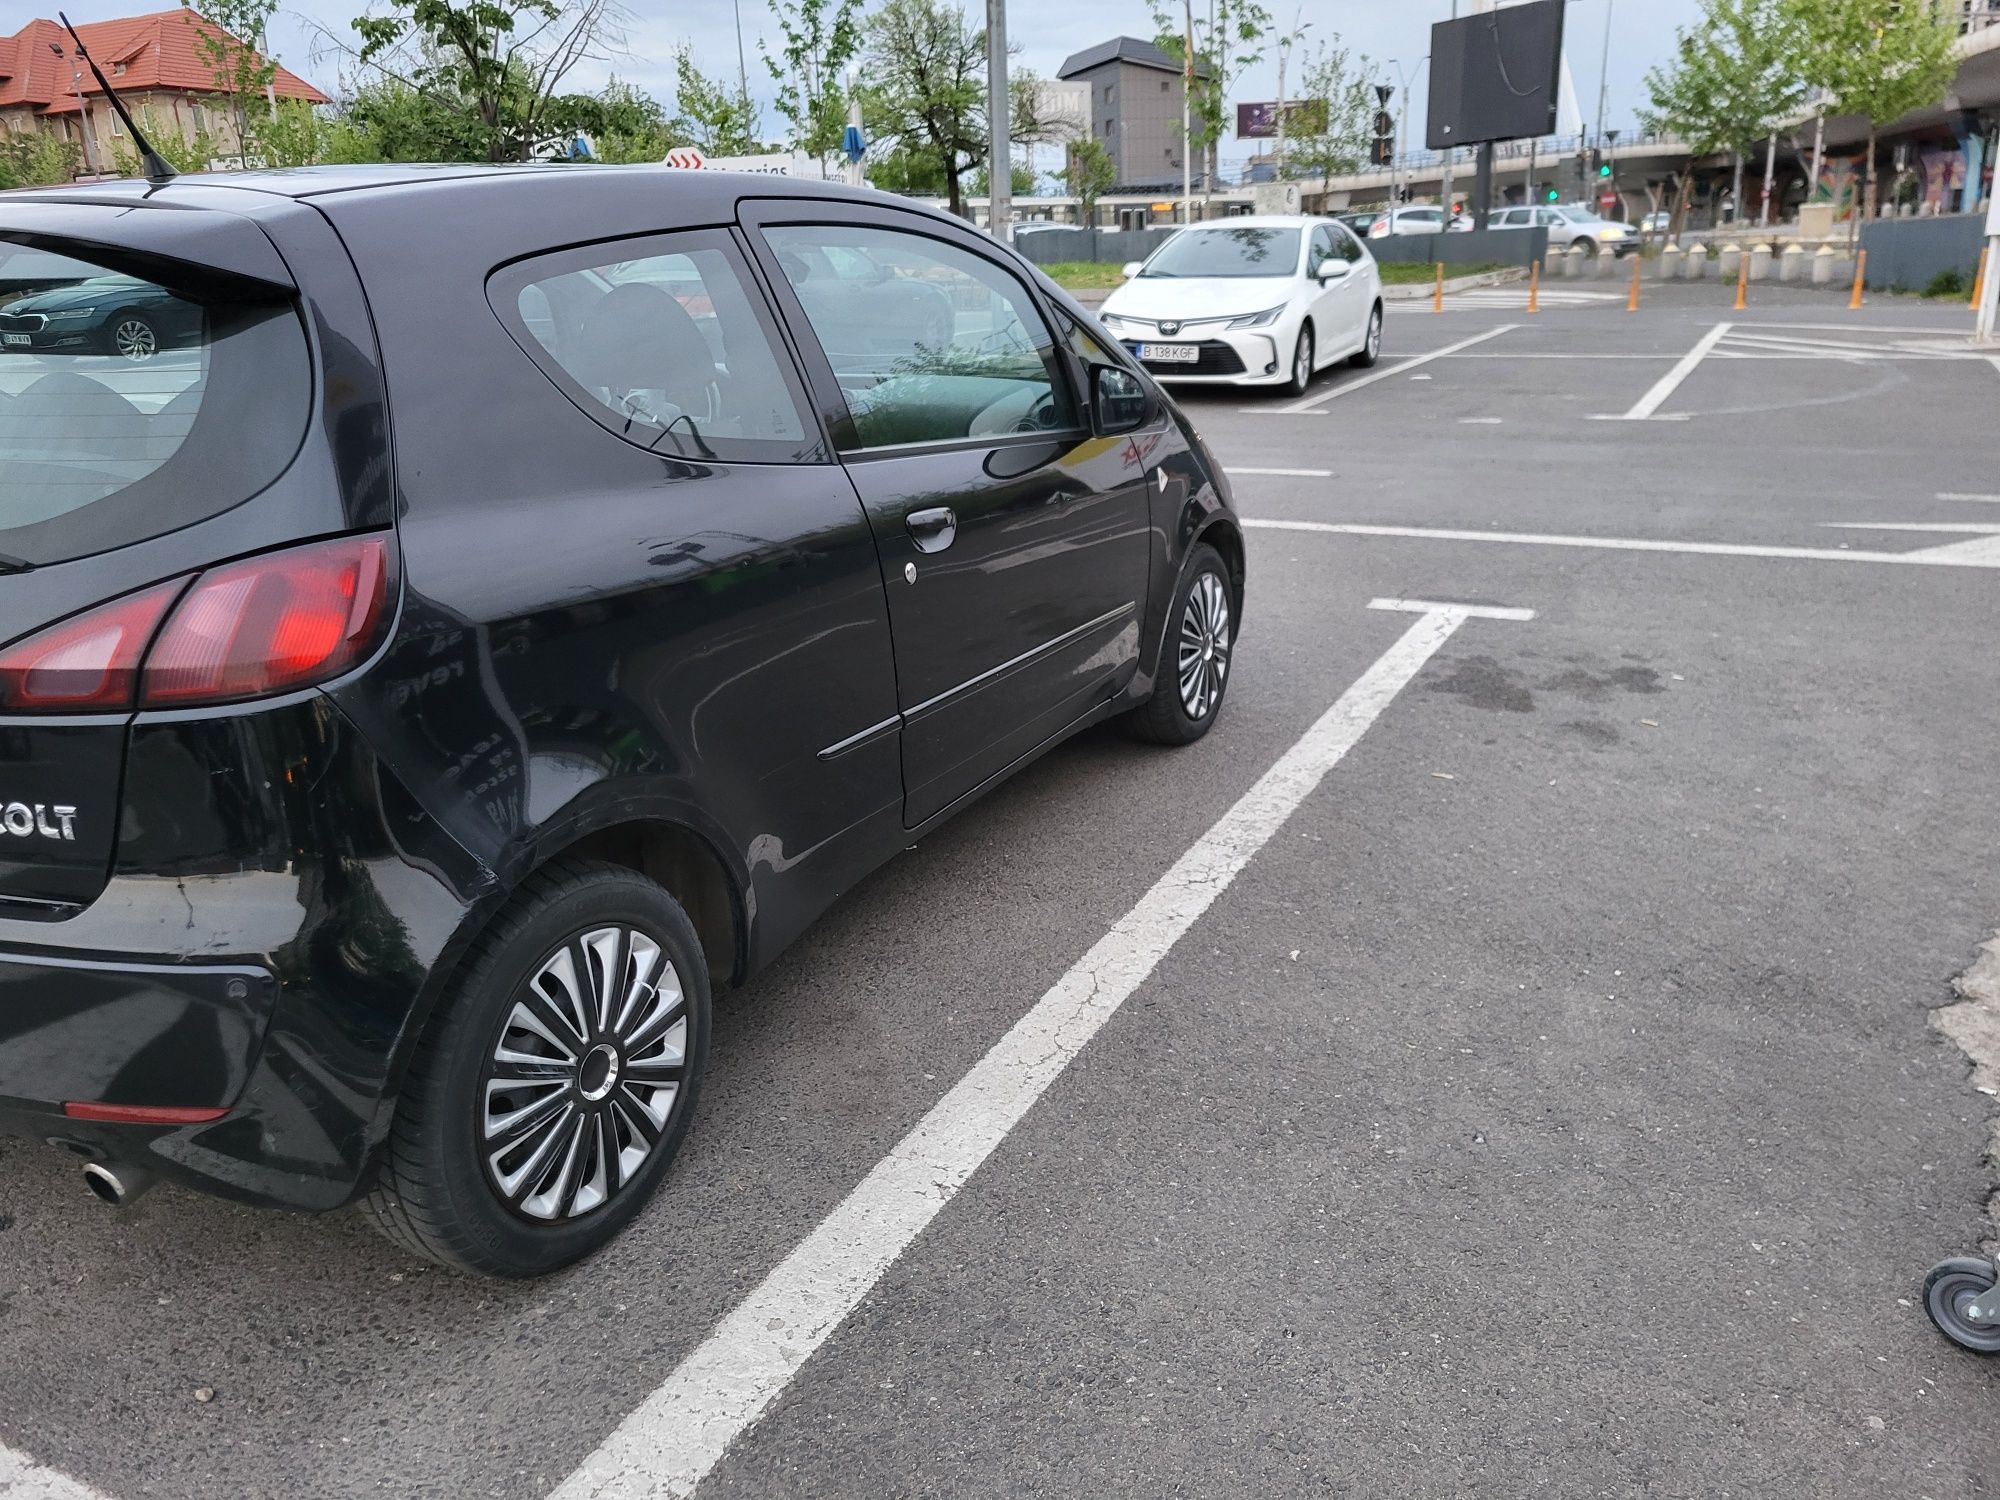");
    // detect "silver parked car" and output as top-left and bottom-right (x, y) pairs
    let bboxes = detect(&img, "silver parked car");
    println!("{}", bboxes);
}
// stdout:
(1365, 205), (1471, 238)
